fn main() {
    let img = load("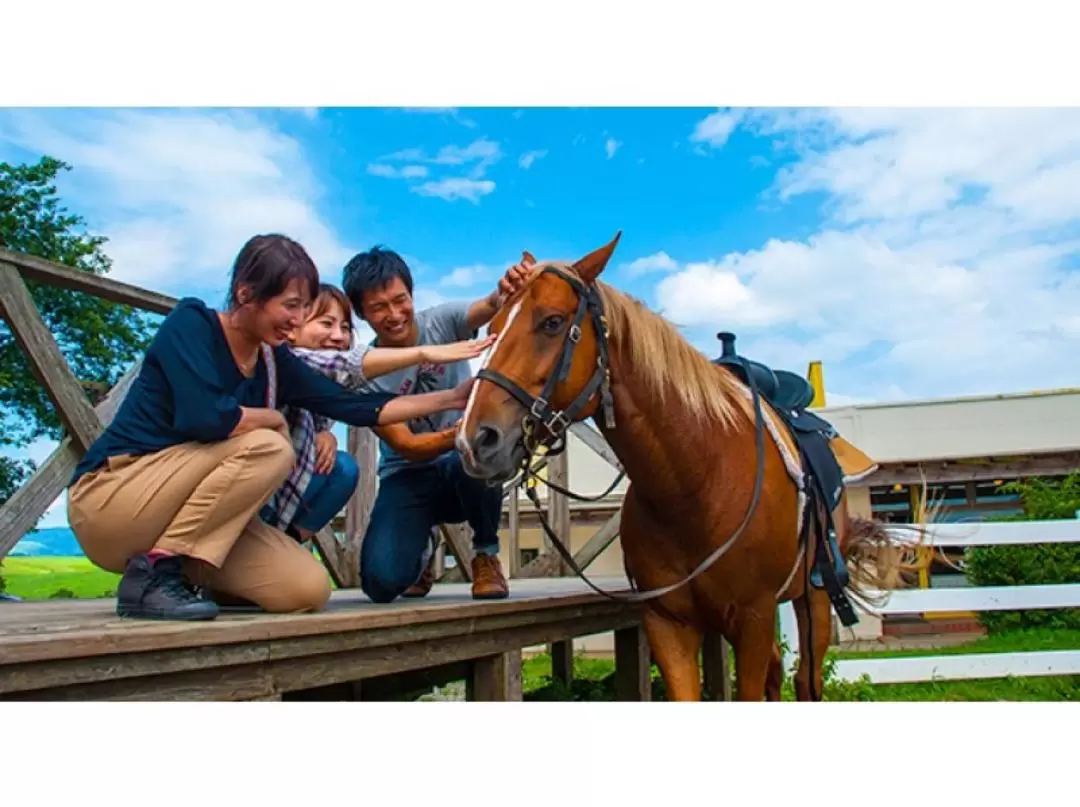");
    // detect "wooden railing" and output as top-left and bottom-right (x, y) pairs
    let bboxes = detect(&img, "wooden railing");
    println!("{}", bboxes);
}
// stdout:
(0, 246), (628, 591)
